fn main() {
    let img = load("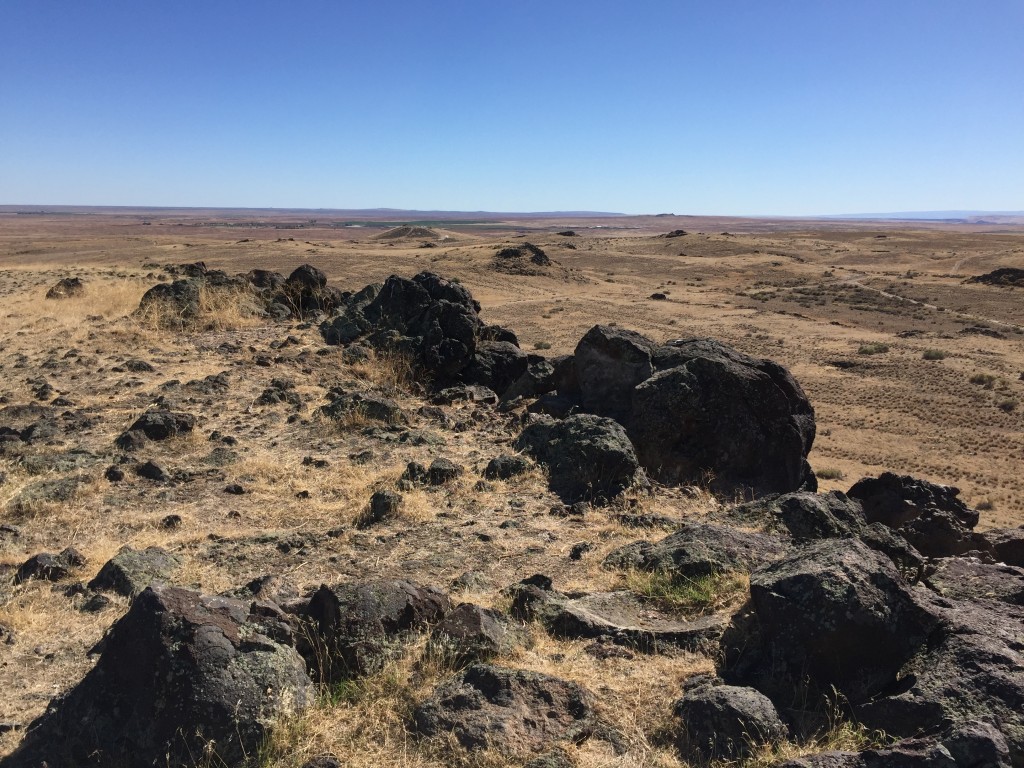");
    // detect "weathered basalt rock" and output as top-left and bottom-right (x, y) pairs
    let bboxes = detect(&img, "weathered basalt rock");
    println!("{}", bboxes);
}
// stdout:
(303, 579), (450, 680)
(413, 664), (596, 753)
(428, 603), (509, 664)
(515, 414), (642, 503)
(674, 681), (788, 760)
(88, 546), (181, 597)
(45, 277), (85, 299)
(605, 522), (788, 577)
(2, 585), (313, 768)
